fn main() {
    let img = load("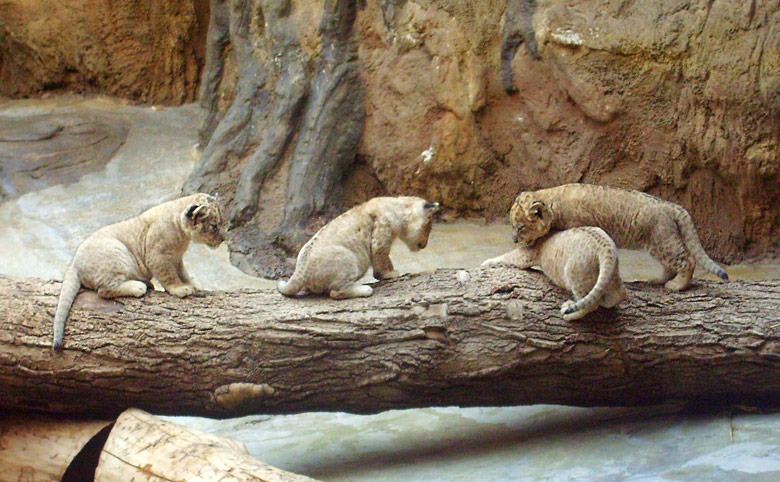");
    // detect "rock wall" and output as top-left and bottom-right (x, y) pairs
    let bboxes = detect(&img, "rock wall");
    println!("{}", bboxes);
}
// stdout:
(0, 0), (209, 104)
(1, 0), (778, 261)
(356, 0), (780, 261)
